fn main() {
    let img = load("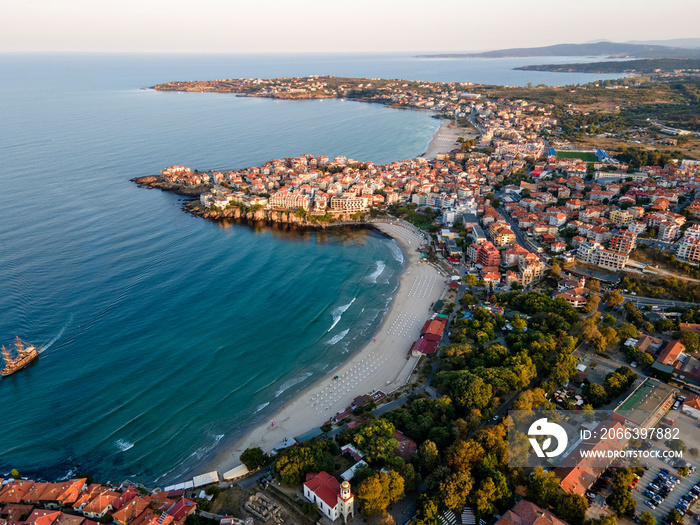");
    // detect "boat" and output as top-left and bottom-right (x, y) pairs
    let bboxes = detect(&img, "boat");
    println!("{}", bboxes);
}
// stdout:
(1, 337), (39, 377)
